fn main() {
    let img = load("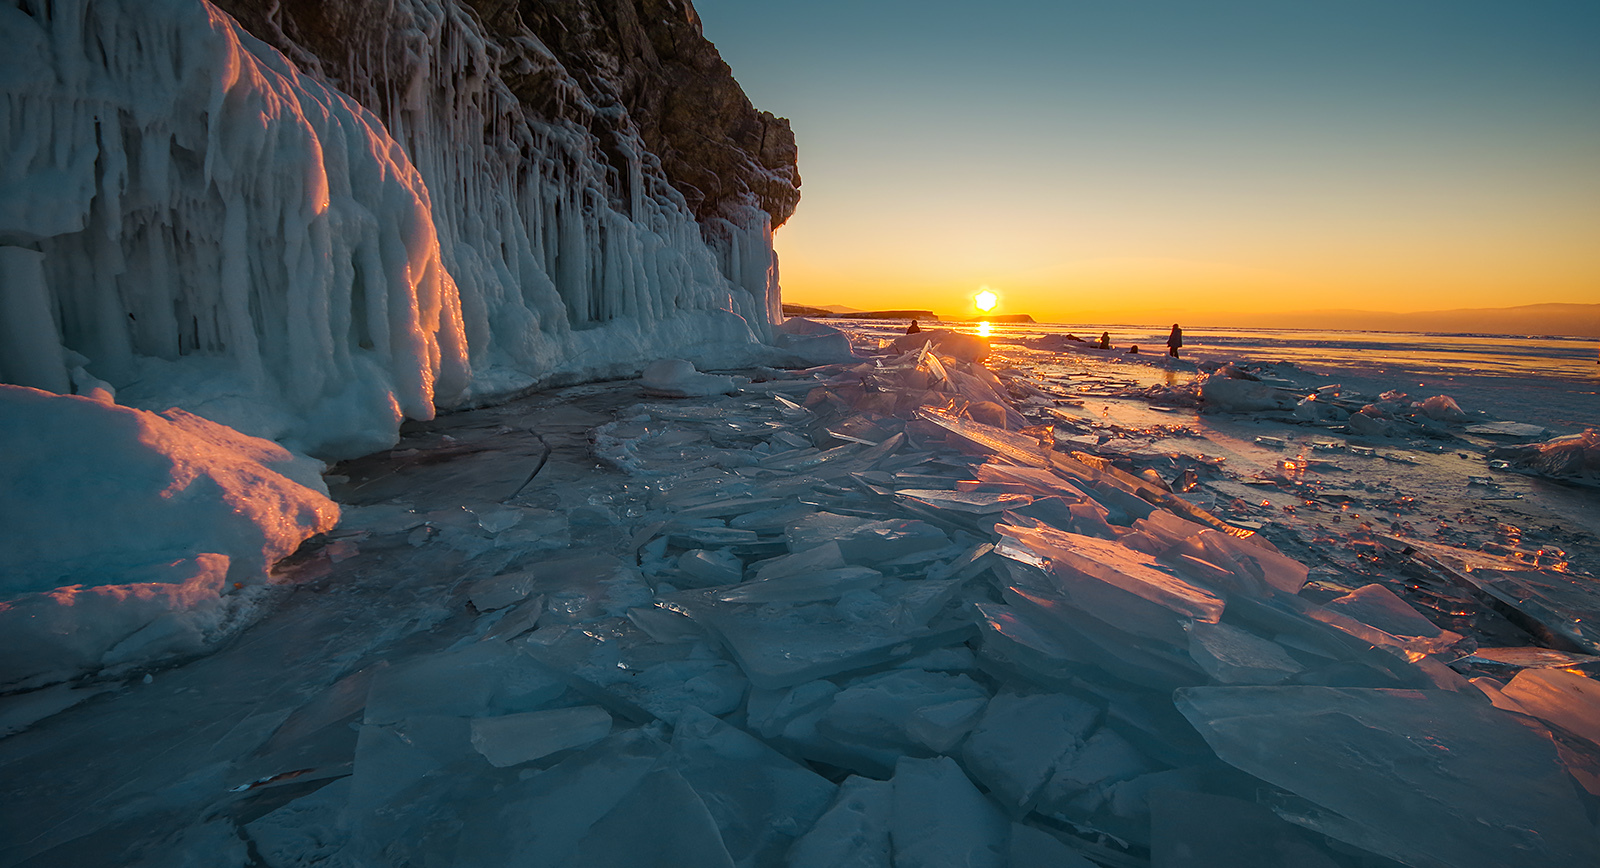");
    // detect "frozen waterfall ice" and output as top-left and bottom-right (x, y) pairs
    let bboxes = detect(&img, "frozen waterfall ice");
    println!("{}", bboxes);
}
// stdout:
(1, 0), (790, 460)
